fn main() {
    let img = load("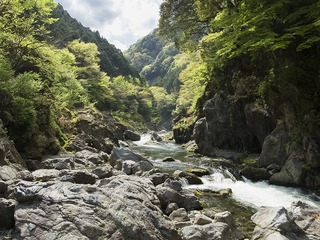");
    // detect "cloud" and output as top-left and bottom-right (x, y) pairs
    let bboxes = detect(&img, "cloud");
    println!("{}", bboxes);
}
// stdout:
(55, 0), (162, 50)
